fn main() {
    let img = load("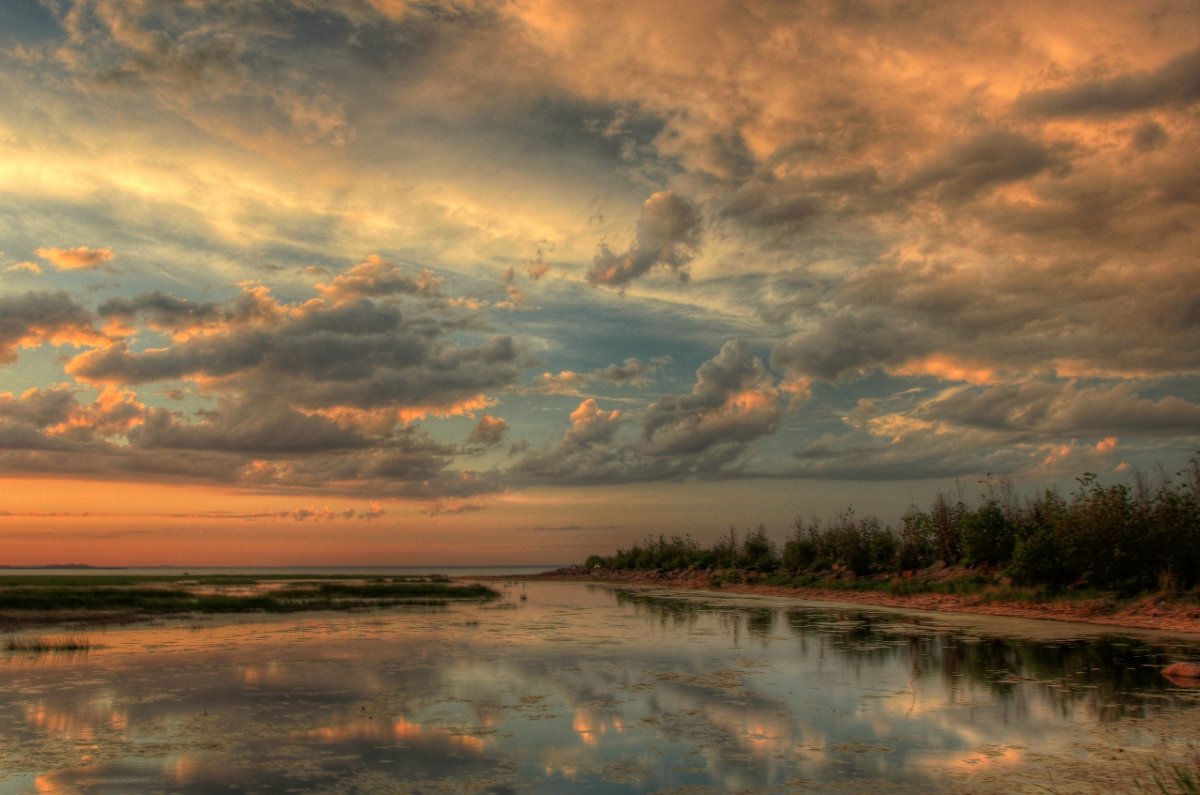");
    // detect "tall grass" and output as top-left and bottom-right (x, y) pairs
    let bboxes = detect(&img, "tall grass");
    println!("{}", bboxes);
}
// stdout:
(5, 634), (91, 652)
